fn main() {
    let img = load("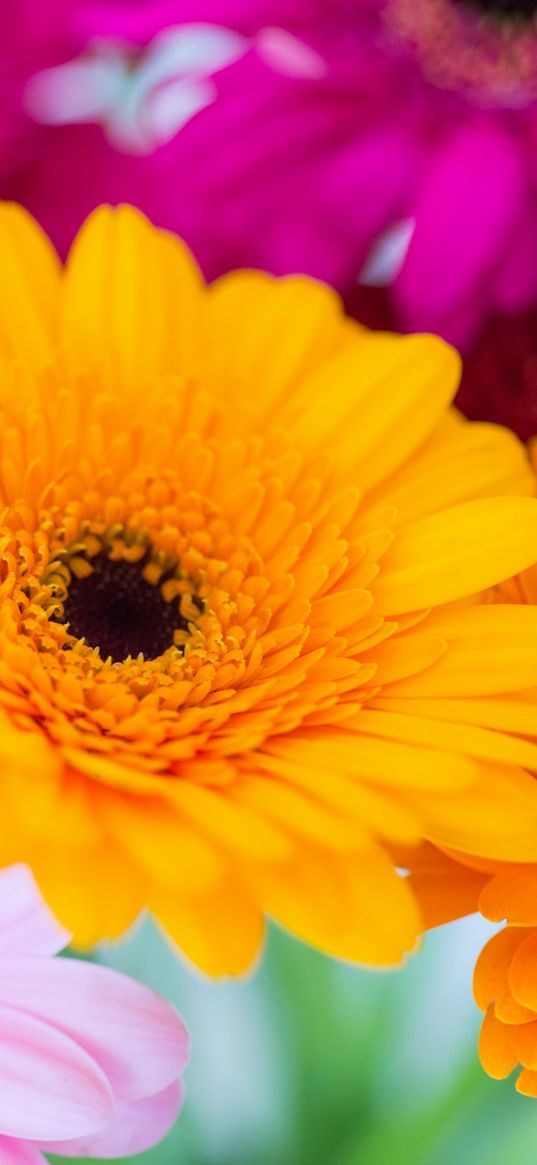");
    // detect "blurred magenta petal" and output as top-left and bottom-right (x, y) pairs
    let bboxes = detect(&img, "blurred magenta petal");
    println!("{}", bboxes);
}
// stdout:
(0, 864), (69, 958)
(74, 1), (297, 42)
(394, 124), (525, 338)
(0, 864), (189, 1158)
(42, 1081), (183, 1158)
